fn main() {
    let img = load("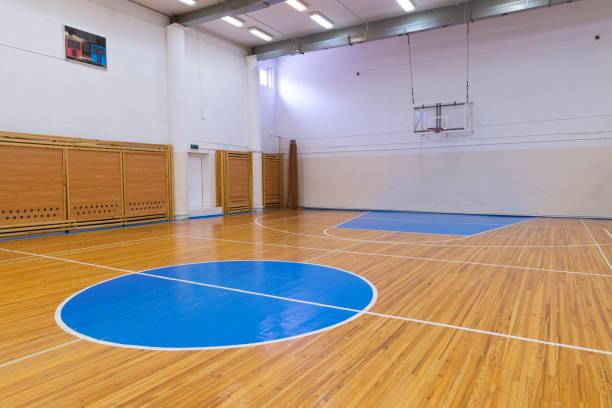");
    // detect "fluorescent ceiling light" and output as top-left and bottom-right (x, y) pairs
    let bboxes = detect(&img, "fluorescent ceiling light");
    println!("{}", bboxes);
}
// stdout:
(221, 16), (244, 27)
(396, 0), (416, 12)
(285, 0), (308, 12)
(177, 0), (197, 6)
(249, 27), (273, 42)
(310, 12), (334, 30)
